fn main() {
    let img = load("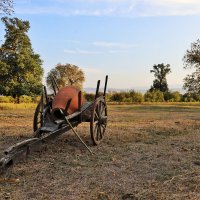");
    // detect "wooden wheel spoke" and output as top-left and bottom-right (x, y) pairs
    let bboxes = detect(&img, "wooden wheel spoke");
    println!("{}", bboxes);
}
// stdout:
(96, 103), (100, 114)
(101, 108), (105, 116)
(93, 120), (98, 127)
(100, 116), (107, 125)
(100, 125), (103, 138)
(96, 125), (100, 140)
(100, 103), (105, 115)
(98, 102), (101, 114)
(94, 123), (98, 135)
(90, 99), (107, 145)
(100, 123), (106, 131)
(94, 110), (100, 120)
(97, 125), (102, 140)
